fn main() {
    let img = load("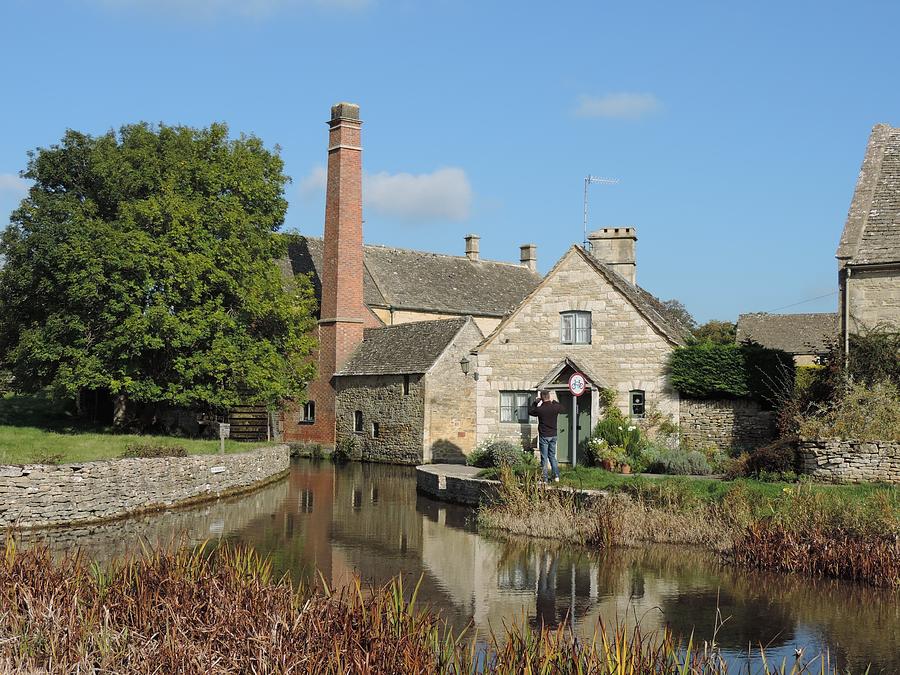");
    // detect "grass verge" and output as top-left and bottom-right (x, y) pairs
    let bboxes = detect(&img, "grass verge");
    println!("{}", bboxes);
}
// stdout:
(0, 540), (861, 674)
